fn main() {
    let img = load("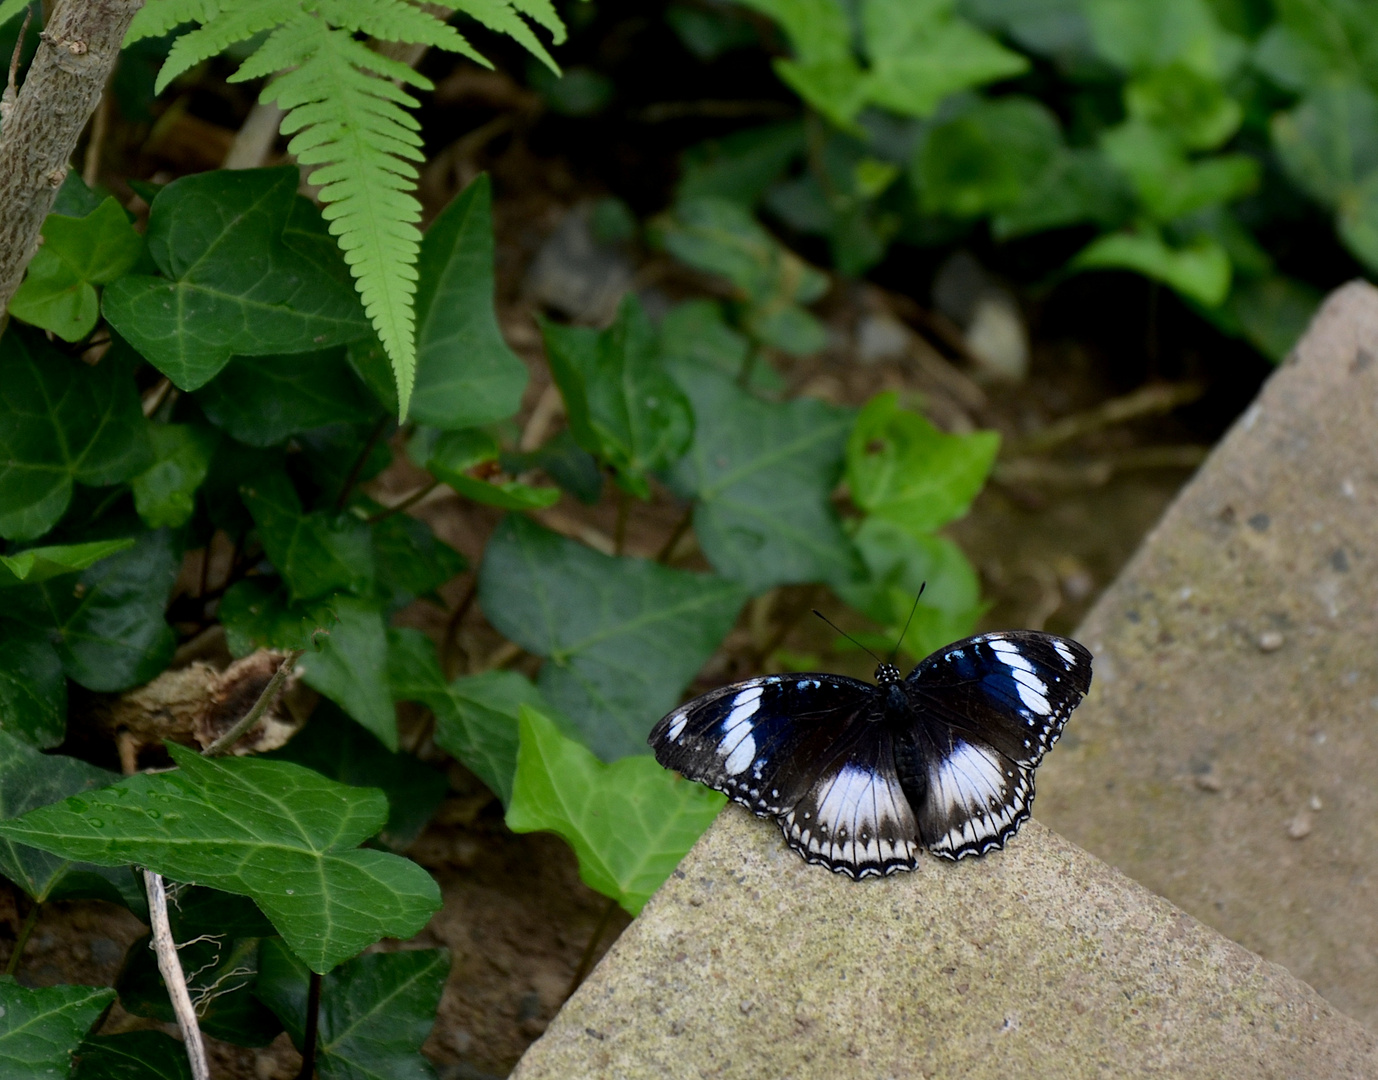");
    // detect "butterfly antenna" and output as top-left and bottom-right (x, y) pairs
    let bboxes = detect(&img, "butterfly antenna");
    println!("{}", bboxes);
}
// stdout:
(889, 582), (927, 663)
(811, 609), (884, 666)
